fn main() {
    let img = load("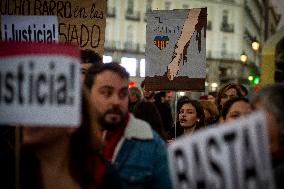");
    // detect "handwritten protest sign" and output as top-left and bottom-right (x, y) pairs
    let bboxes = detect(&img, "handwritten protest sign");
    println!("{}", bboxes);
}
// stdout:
(1, 15), (58, 43)
(0, 0), (106, 55)
(0, 41), (81, 127)
(144, 8), (207, 91)
(168, 112), (275, 189)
